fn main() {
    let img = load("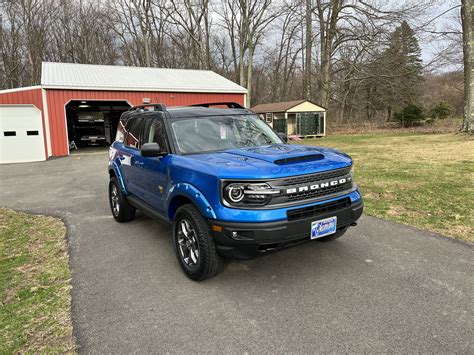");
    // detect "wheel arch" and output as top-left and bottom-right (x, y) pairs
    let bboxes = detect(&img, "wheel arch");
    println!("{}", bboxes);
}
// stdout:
(167, 183), (217, 221)
(109, 161), (127, 194)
